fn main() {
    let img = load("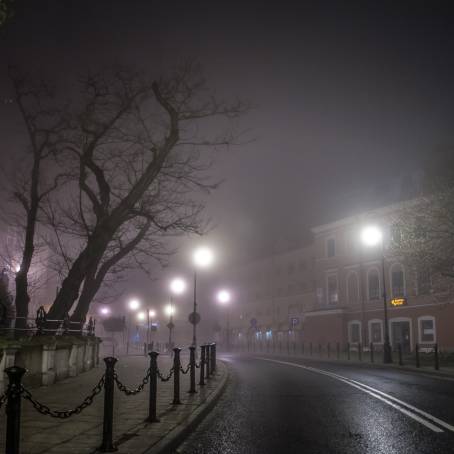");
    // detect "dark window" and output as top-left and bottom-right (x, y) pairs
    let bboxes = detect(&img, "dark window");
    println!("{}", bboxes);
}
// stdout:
(370, 322), (382, 342)
(350, 323), (360, 343)
(368, 270), (380, 300)
(417, 266), (431, 295)
(327, 238), (336, 257)
(420, 319), (435, 343)
(327, 275), (338, 304)
(391, 266), (405, 297)
(347, 273), (359, 303)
